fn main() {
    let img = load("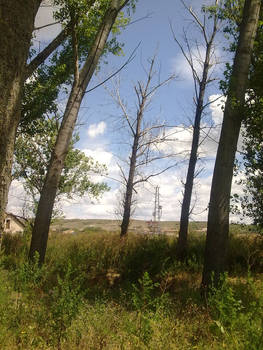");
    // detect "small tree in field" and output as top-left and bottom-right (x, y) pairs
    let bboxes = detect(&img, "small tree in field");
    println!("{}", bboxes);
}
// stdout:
(13, 117), (109, 217)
